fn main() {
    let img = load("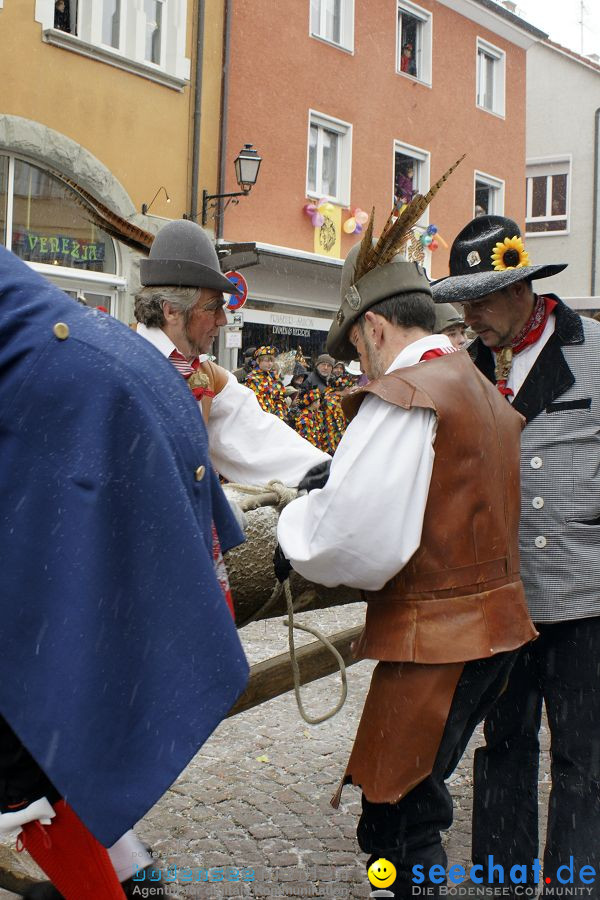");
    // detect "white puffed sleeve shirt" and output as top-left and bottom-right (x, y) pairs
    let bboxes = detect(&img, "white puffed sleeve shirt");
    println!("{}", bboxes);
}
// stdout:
(137, 324), (329, 486)
(277, 335), (455, 590)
